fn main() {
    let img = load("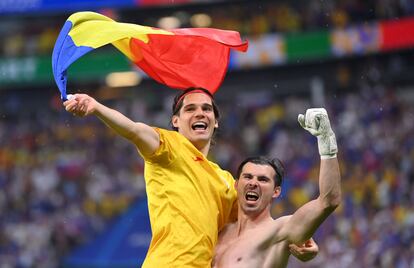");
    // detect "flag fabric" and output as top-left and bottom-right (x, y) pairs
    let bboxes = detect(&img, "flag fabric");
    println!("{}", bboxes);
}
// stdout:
(52, 12), (248, 100)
